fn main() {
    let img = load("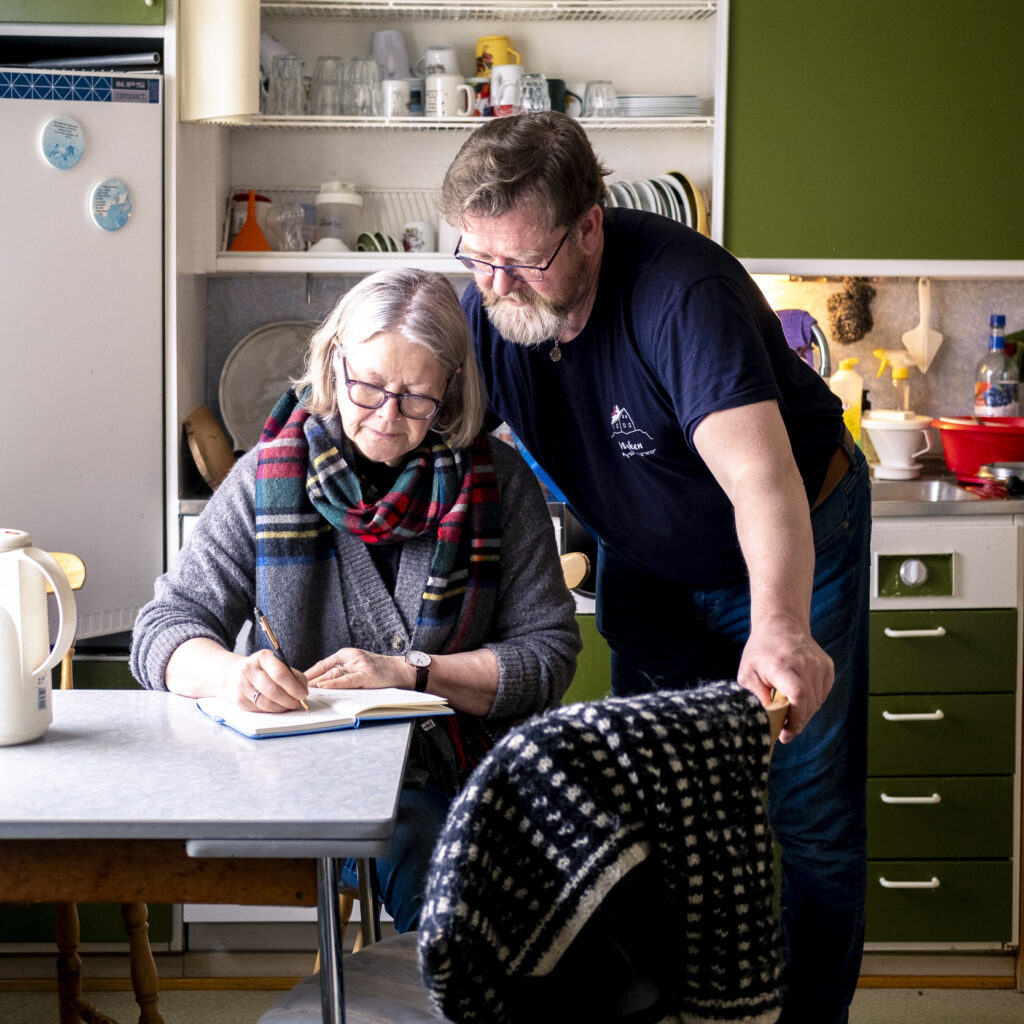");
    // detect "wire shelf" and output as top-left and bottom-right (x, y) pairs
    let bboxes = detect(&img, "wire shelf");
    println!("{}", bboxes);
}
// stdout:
(261, 0), (717, 23)
(202, 113), (714, 130)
